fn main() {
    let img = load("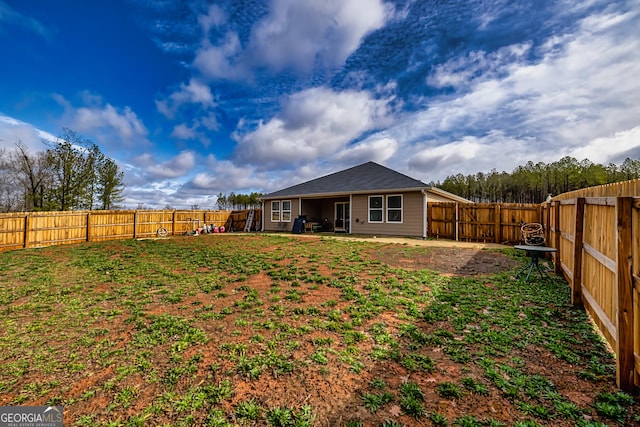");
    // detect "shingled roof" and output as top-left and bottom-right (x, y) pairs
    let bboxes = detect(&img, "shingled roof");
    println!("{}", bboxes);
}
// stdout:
(263, 162), (429, 199)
